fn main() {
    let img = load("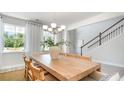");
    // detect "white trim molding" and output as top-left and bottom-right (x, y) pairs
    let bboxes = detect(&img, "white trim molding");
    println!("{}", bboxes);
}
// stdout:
(93, 59), (124, 68)
(67, 12), (124, 30)
(0, 64), (24, 73)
